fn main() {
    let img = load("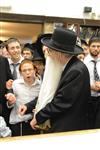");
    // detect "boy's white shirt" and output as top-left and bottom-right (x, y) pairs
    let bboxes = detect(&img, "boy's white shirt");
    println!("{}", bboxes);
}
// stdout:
(9, 78), (41, 124)
(35, 56), (64, 115)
